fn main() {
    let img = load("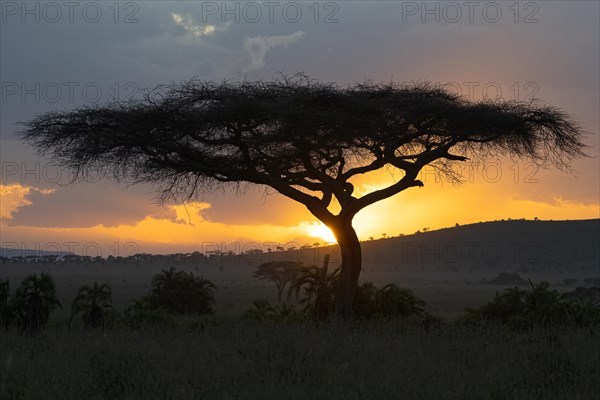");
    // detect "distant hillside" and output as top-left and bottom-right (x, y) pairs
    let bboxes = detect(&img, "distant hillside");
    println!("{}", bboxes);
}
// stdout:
(195, 219), (599, 279)
(358, 219), (599, 275)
